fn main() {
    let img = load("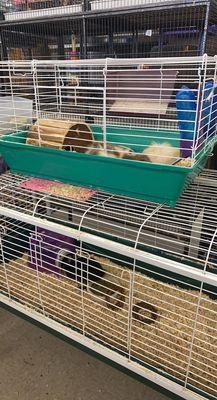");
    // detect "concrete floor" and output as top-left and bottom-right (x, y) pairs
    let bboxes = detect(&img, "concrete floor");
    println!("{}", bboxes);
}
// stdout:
(0, 307), (169, 400)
